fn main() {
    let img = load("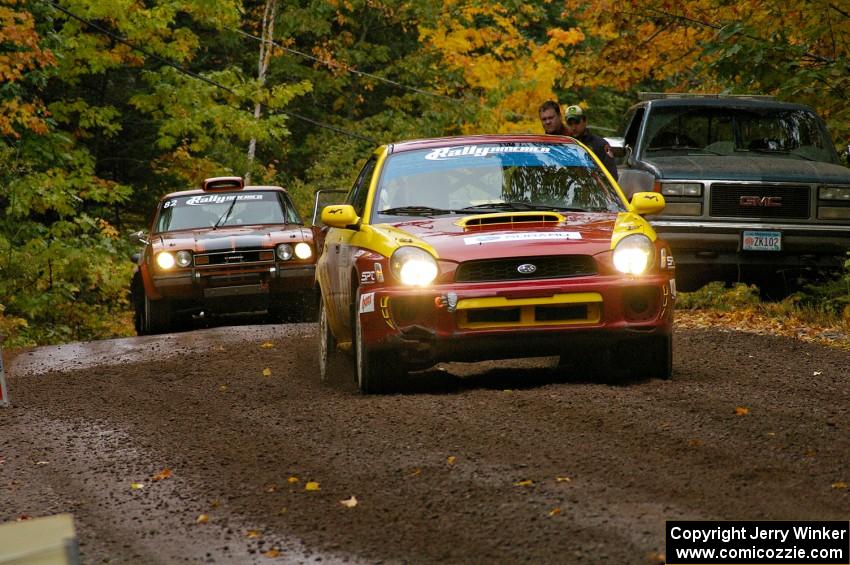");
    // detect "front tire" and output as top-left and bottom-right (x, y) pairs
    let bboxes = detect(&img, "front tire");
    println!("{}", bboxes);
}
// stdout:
(318, 294), (342, 381)
(144, 295), (174, 334)
(354, 299), (404, 394)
